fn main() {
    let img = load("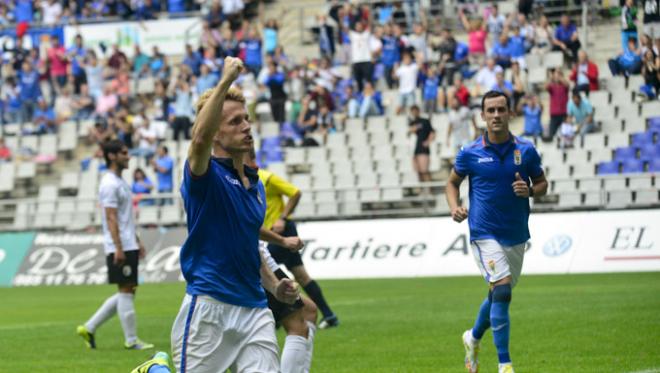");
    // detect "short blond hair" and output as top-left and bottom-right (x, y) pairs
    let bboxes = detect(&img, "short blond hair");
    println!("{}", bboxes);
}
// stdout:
(195, 86), (246, 114)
